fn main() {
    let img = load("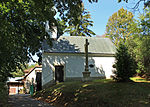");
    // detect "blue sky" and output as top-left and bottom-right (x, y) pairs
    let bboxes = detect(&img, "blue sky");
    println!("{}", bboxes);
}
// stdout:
(83, 0), (144, 36)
